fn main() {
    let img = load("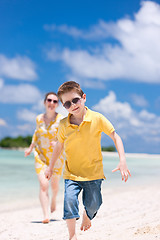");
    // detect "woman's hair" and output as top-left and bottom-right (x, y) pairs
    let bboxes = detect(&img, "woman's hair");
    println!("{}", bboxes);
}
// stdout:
(44, 92), (58, 102)
(57, 81), (84, 103)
